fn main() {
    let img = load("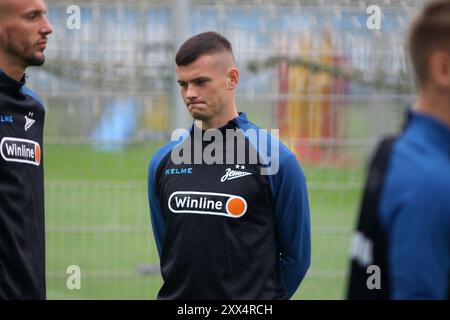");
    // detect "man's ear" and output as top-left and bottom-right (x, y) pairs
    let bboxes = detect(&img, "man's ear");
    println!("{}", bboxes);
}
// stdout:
(228, 68), (239, 90)
(429, 51), (450, 88)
